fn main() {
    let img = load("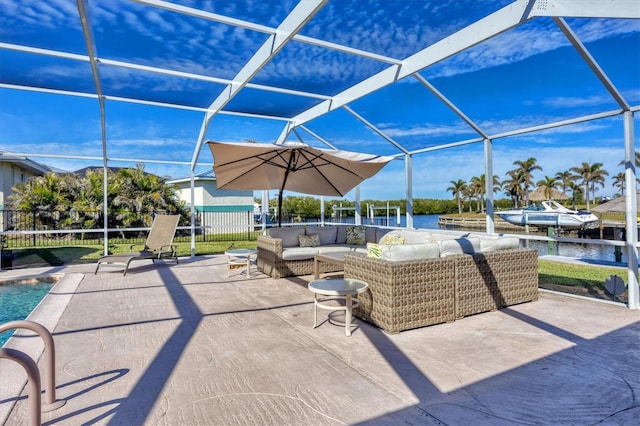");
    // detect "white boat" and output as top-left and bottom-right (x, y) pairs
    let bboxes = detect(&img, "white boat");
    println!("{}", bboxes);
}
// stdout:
(497, 200), (600, 229)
